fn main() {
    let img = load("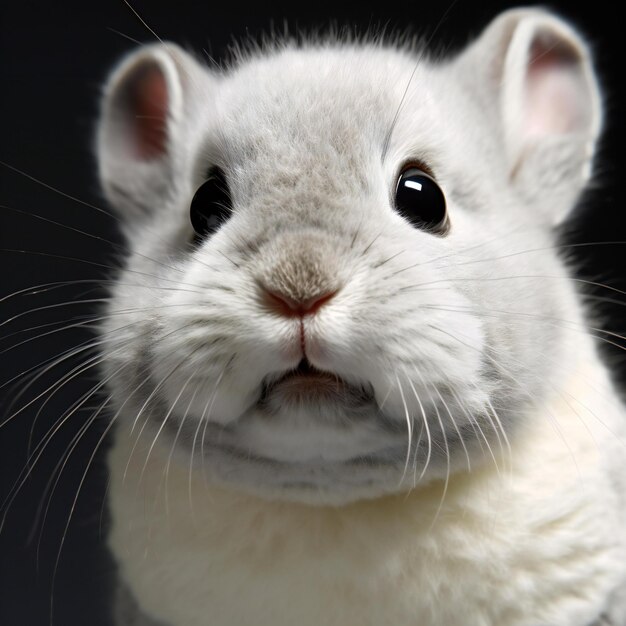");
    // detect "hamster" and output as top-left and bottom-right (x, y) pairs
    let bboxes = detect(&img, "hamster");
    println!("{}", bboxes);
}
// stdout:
(95, 7), (626, 626)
